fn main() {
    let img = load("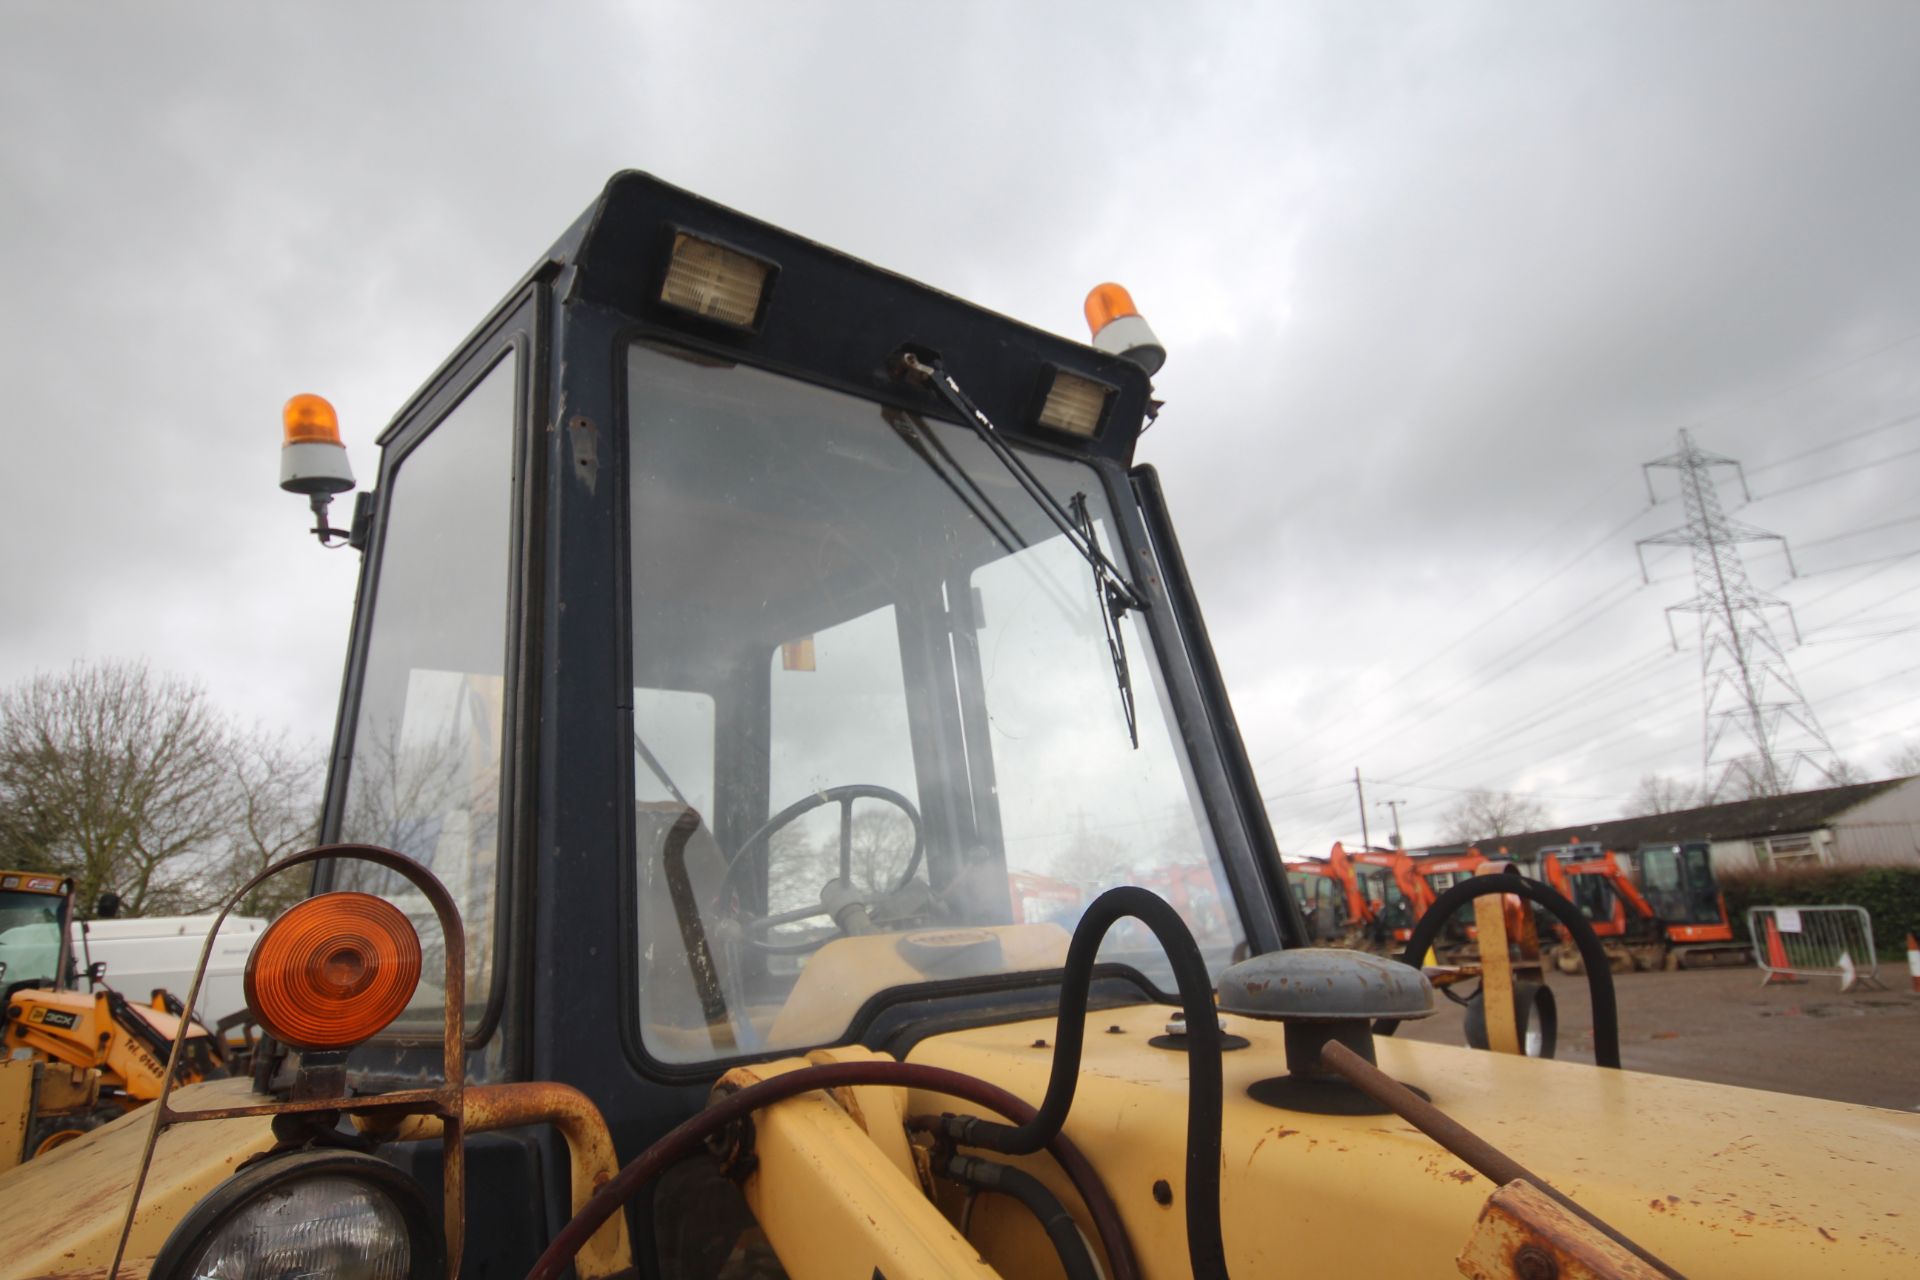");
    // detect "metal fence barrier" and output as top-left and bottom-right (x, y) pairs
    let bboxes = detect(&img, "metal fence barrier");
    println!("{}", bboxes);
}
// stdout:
(1747, 904), (1886, 990)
